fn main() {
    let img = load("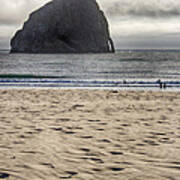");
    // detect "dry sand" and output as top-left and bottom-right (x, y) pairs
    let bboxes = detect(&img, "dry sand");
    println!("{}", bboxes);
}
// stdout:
(0, 89), (180, 180)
